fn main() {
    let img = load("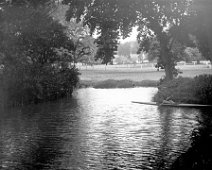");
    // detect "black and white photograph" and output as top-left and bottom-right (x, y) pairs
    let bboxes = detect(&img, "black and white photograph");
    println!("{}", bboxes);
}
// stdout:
(0, 0), (212, 169)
